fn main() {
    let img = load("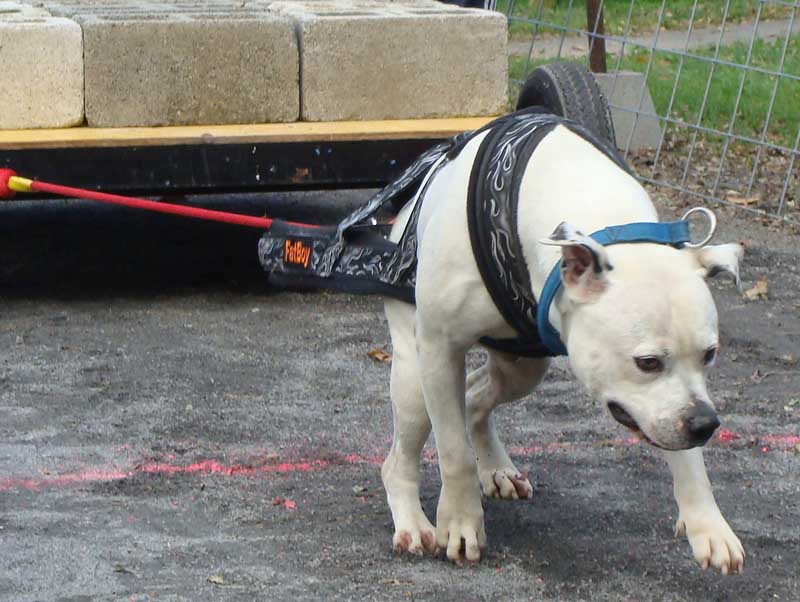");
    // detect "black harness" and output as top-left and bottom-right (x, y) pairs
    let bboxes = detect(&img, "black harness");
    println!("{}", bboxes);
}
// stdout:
(466, 111), (631, 356)
(258, 136), (468, 303)
(259, 109), (630, 357)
